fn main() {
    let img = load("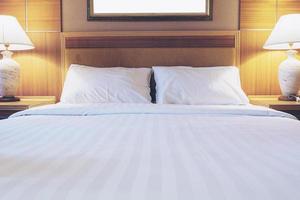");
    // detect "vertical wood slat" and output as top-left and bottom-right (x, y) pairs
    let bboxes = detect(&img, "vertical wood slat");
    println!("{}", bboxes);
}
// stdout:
(14, 33), (62, 98)
(1, 0), (300, 98)
(240, 0), (277, 29)
(27, 0), (61, 32)
(0, 0), (62, 99)
(239, 0), (300, 95)
(240, 31), (285, 95)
